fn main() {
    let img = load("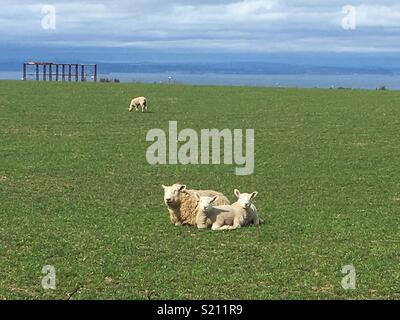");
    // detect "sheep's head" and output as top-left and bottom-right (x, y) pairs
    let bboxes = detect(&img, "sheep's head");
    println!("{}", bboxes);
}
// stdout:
(162, 184), (187, 208)
(234, 189), (257, 209)
(196, 193), (218, 212)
